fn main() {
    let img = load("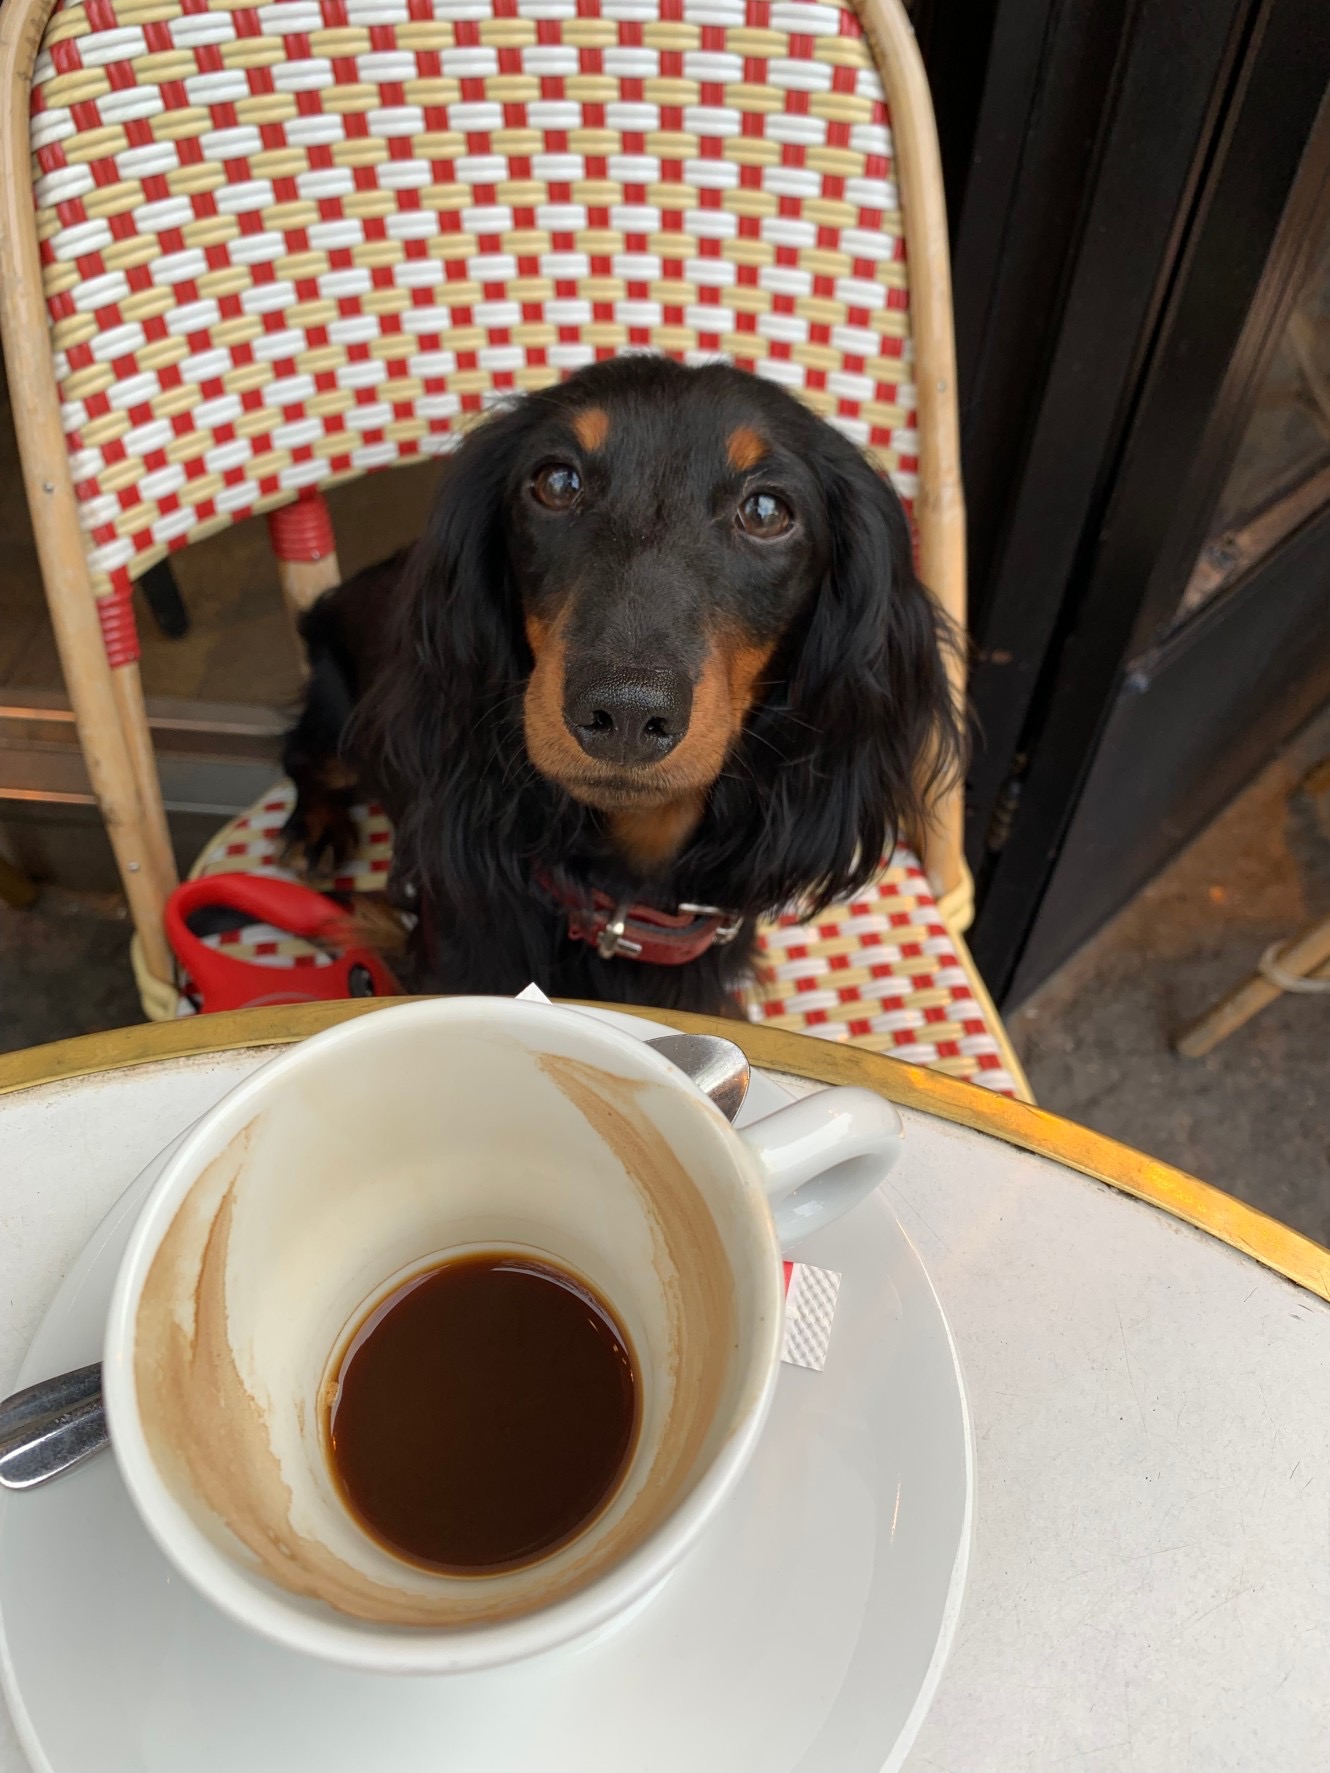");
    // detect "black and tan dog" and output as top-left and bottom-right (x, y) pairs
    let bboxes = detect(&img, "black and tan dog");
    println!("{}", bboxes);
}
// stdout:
(281, 356), (962, 1016)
